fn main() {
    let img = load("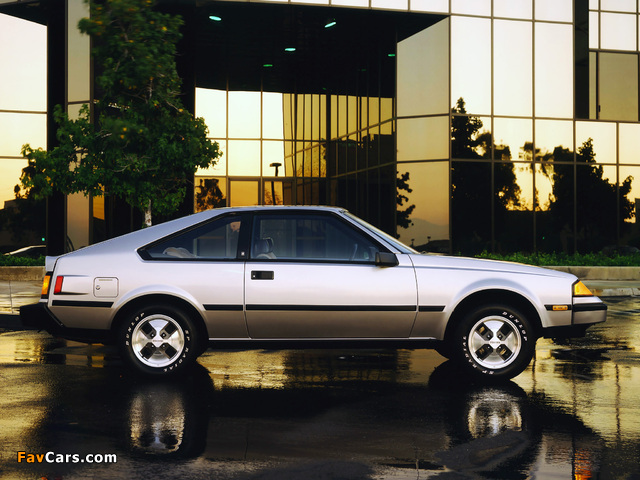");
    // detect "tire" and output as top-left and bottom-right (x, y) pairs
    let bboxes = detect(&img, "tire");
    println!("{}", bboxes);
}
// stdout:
(118, 303), (200, 377)
(451, 304), (536, 381)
